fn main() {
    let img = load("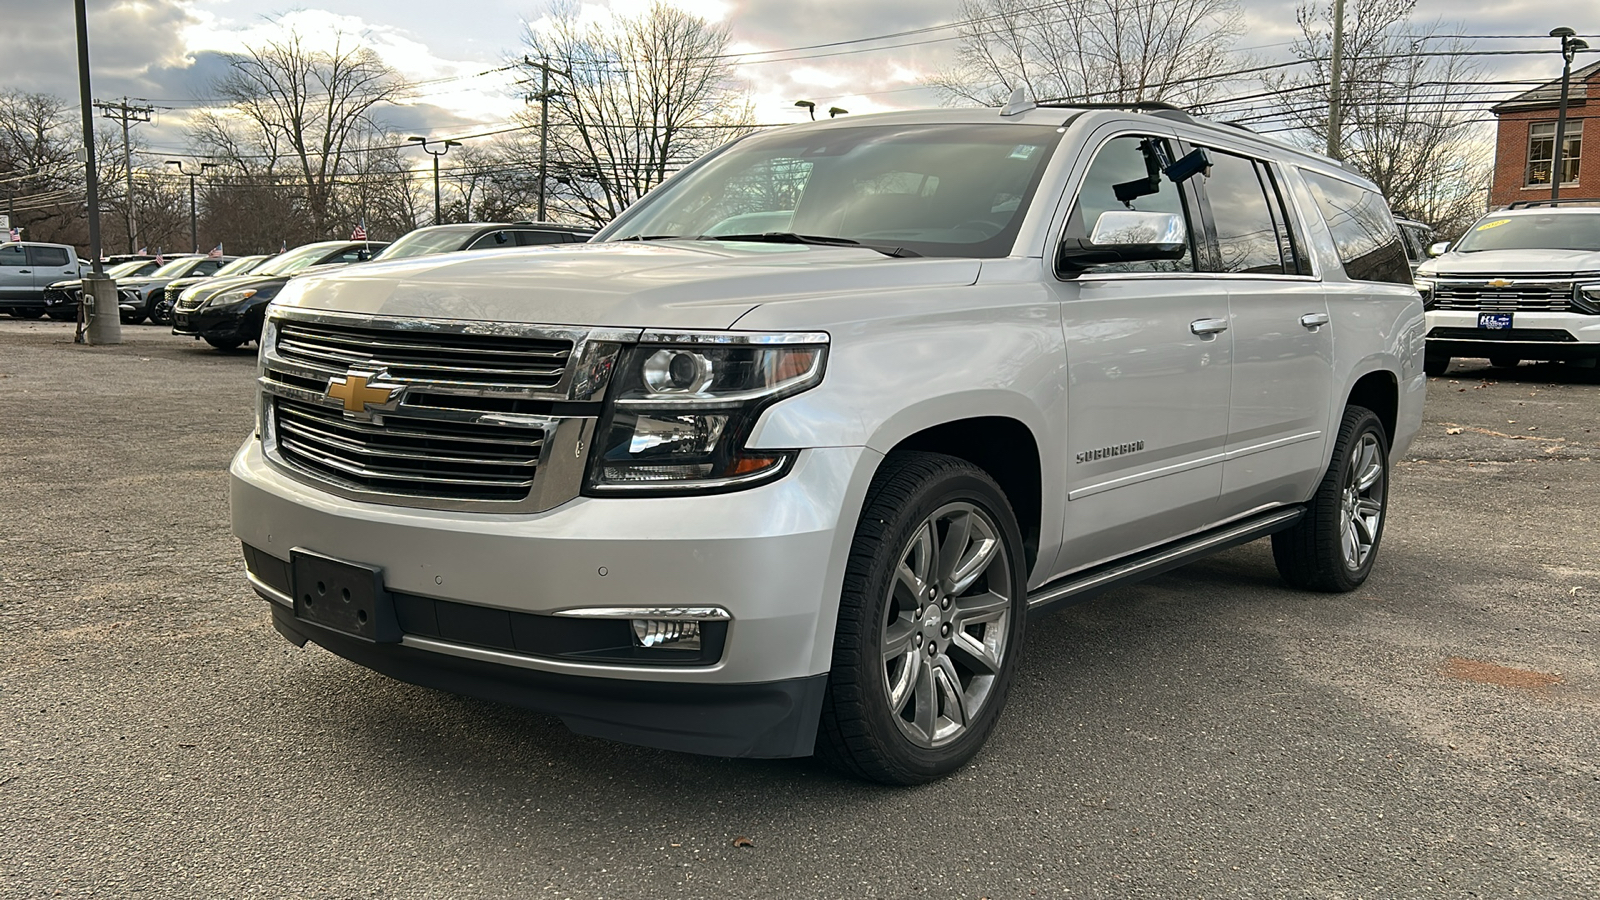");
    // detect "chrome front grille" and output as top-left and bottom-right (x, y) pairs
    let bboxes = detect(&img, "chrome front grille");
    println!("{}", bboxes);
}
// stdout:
(1432, 279), (1576, 312)
(276, 319), (571, 391)
(271, 396), (545, 502)
(259, 309), (633, 513)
